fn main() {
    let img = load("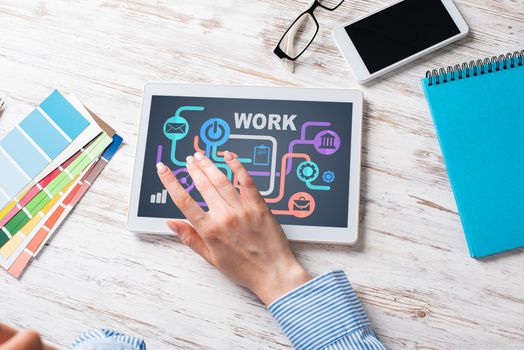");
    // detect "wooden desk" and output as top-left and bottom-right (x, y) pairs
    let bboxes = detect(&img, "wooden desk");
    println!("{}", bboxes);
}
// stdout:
(1, 1), (522, 348)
